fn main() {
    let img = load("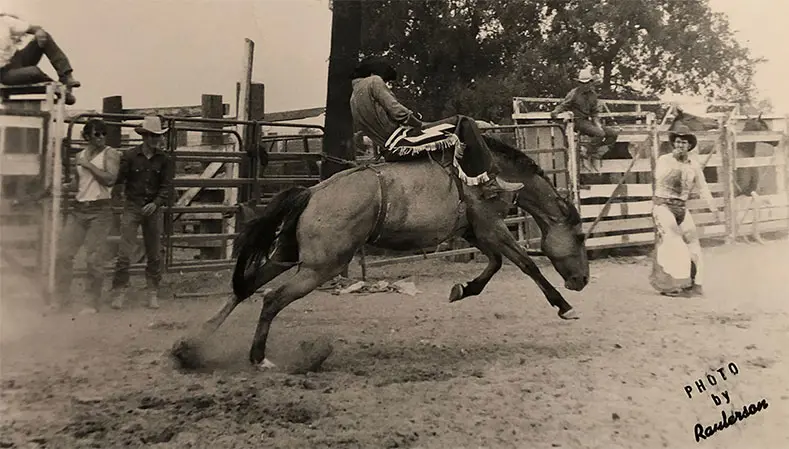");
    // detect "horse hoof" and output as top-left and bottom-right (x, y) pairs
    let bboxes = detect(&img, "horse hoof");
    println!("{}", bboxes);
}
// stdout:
(559, 309), (580, 320)
(448, 284), (464, 302)
(257, 358), (278, 371)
